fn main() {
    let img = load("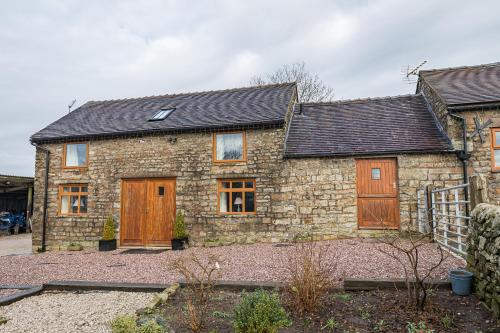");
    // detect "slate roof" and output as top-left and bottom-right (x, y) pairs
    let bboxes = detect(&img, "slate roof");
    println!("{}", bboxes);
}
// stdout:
(31, 83), (297, 142)
(285, 94), (453, 157)
(419, 62), (500, 107)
